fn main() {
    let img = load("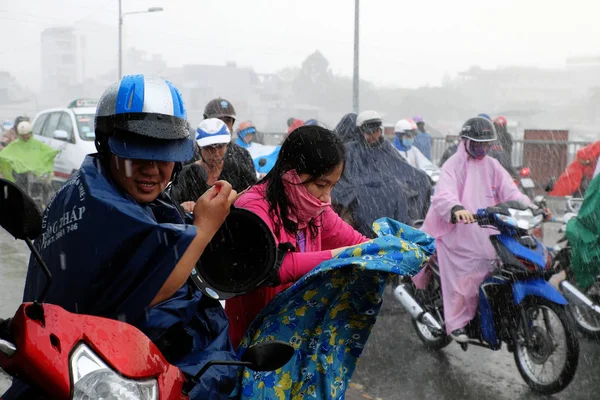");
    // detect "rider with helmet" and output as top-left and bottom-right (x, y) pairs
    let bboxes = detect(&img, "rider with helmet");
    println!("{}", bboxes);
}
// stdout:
(393, 119), (439, 178)
(0, 115), (29, 150)
(170, 118), (256, 206)
(549, 141), (600, 197)
(5, 75), (239, 399)
(412, 116), (432, 160)
(236, 120), (258, 148)
(440, 114), (514, 175)
(356, 110), (384, 146)
(332, 110), (432, 236)
(0, 120), (58, 204)
(493, 116), (513, 157)
(202, 98), (256, 177)
(420, 116), (534, 343)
